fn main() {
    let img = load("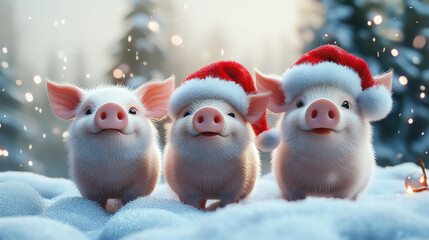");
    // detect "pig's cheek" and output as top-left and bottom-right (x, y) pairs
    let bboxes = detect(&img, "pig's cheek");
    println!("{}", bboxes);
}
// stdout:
(122, 116), (141, 135)
(339, 111), (363, 136)
(224, 119), (248, 143)
(283, 109), (307, 132)
(184, 118), (199, 136)
(73, 116), (97, 135)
